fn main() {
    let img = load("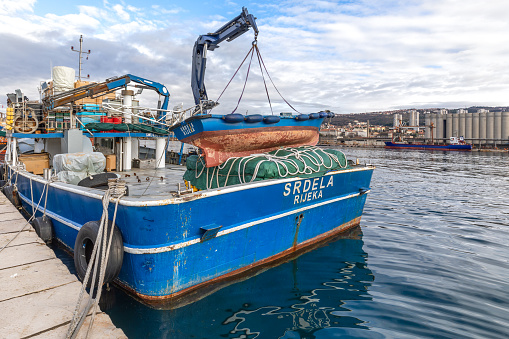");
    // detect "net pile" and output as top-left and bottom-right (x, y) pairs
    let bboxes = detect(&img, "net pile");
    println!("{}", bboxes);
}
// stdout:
(184, 146), (348, 191)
